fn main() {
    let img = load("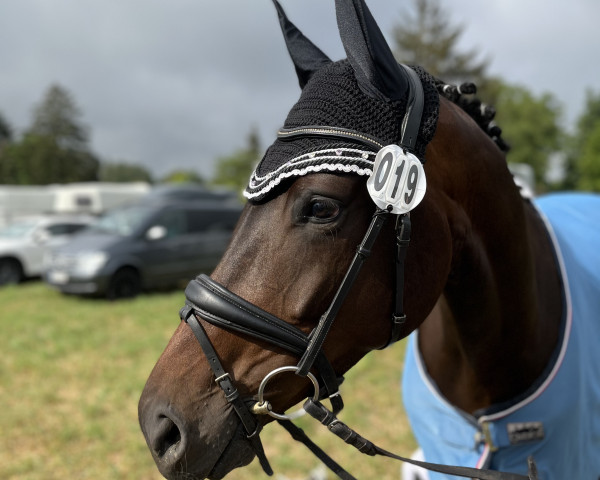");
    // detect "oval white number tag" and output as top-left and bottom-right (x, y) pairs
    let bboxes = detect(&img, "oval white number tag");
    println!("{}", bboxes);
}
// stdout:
(366, 145), (426, 214)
